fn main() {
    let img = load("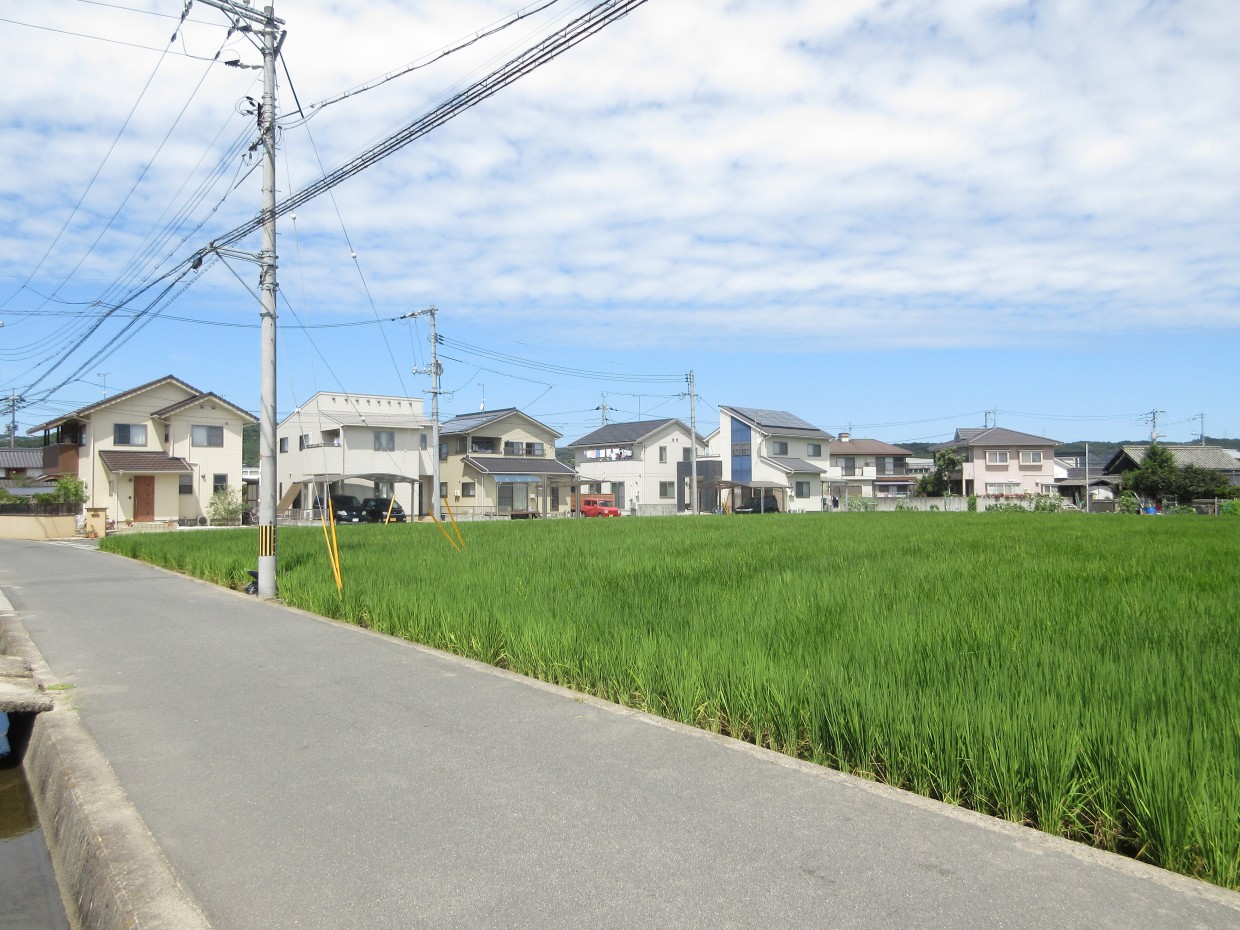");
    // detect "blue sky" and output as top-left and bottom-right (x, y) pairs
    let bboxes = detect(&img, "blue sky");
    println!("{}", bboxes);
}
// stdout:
(1, 0), (1236, 446)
